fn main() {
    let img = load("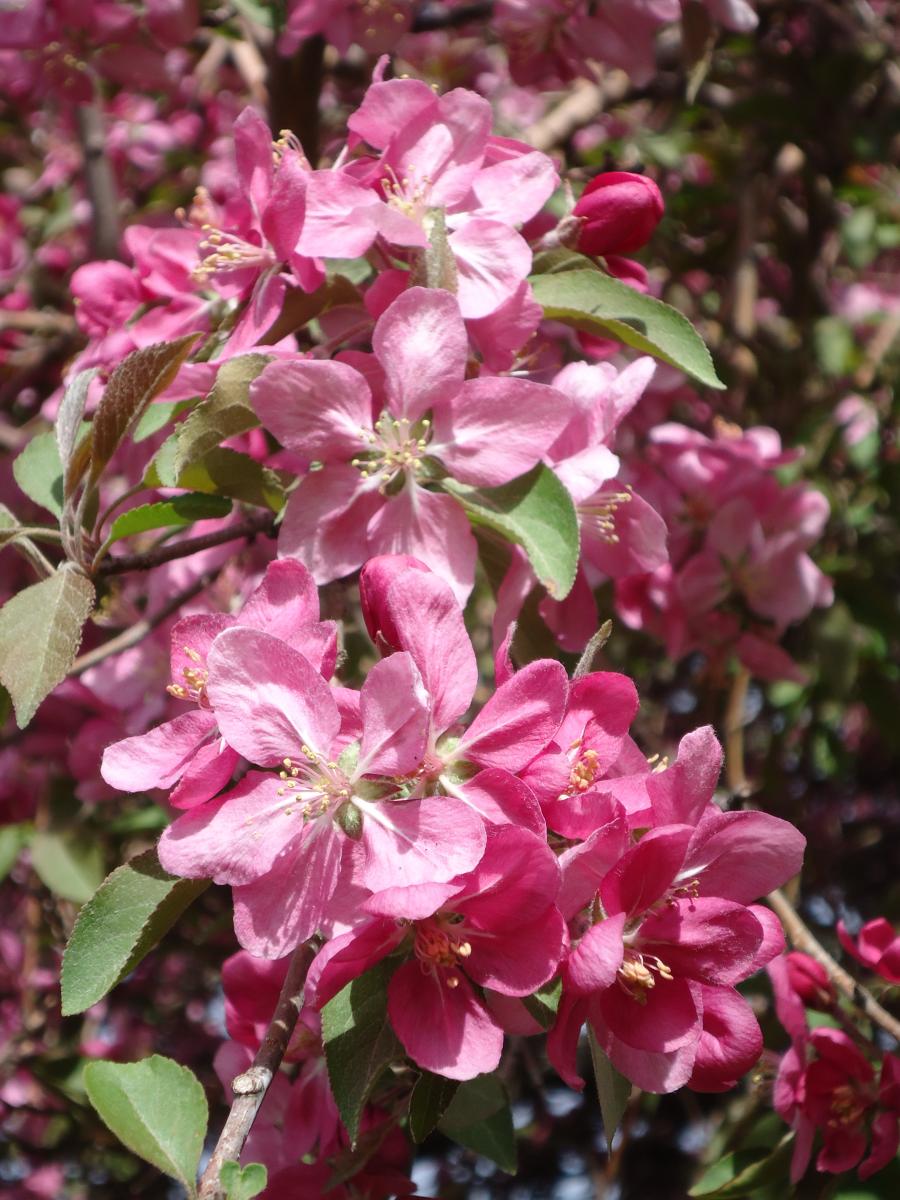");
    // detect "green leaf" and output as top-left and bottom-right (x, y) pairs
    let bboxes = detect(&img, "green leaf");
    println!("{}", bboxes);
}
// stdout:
(689, 1134), (795, 1197)
(443, 463), (579, 600)
(321, 959), (403, 1146)
(0, 564), (95, 727)
(89, 334), (202, 487)
(56, 369), (98, 475)
(219, 1160), (268, 1200)
(13, 431), (65, 518)
(83, 1055), (208, 1195)
(146, 443), (285, 512)
(588, 1028), (632, 1144)
(522, 976), (562, 1030)
(408, 1071), (459, 1143)
(530, 266), (725, 389)
(438, 1072), (517, 1174)
(31, 828), (105, 903)
(108, 494), (233, 544)
(172, 354), (270, 475)
(133, 399), (190, 443)
(61, 848), (210, 1016)
(0, 823), (29, 883)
